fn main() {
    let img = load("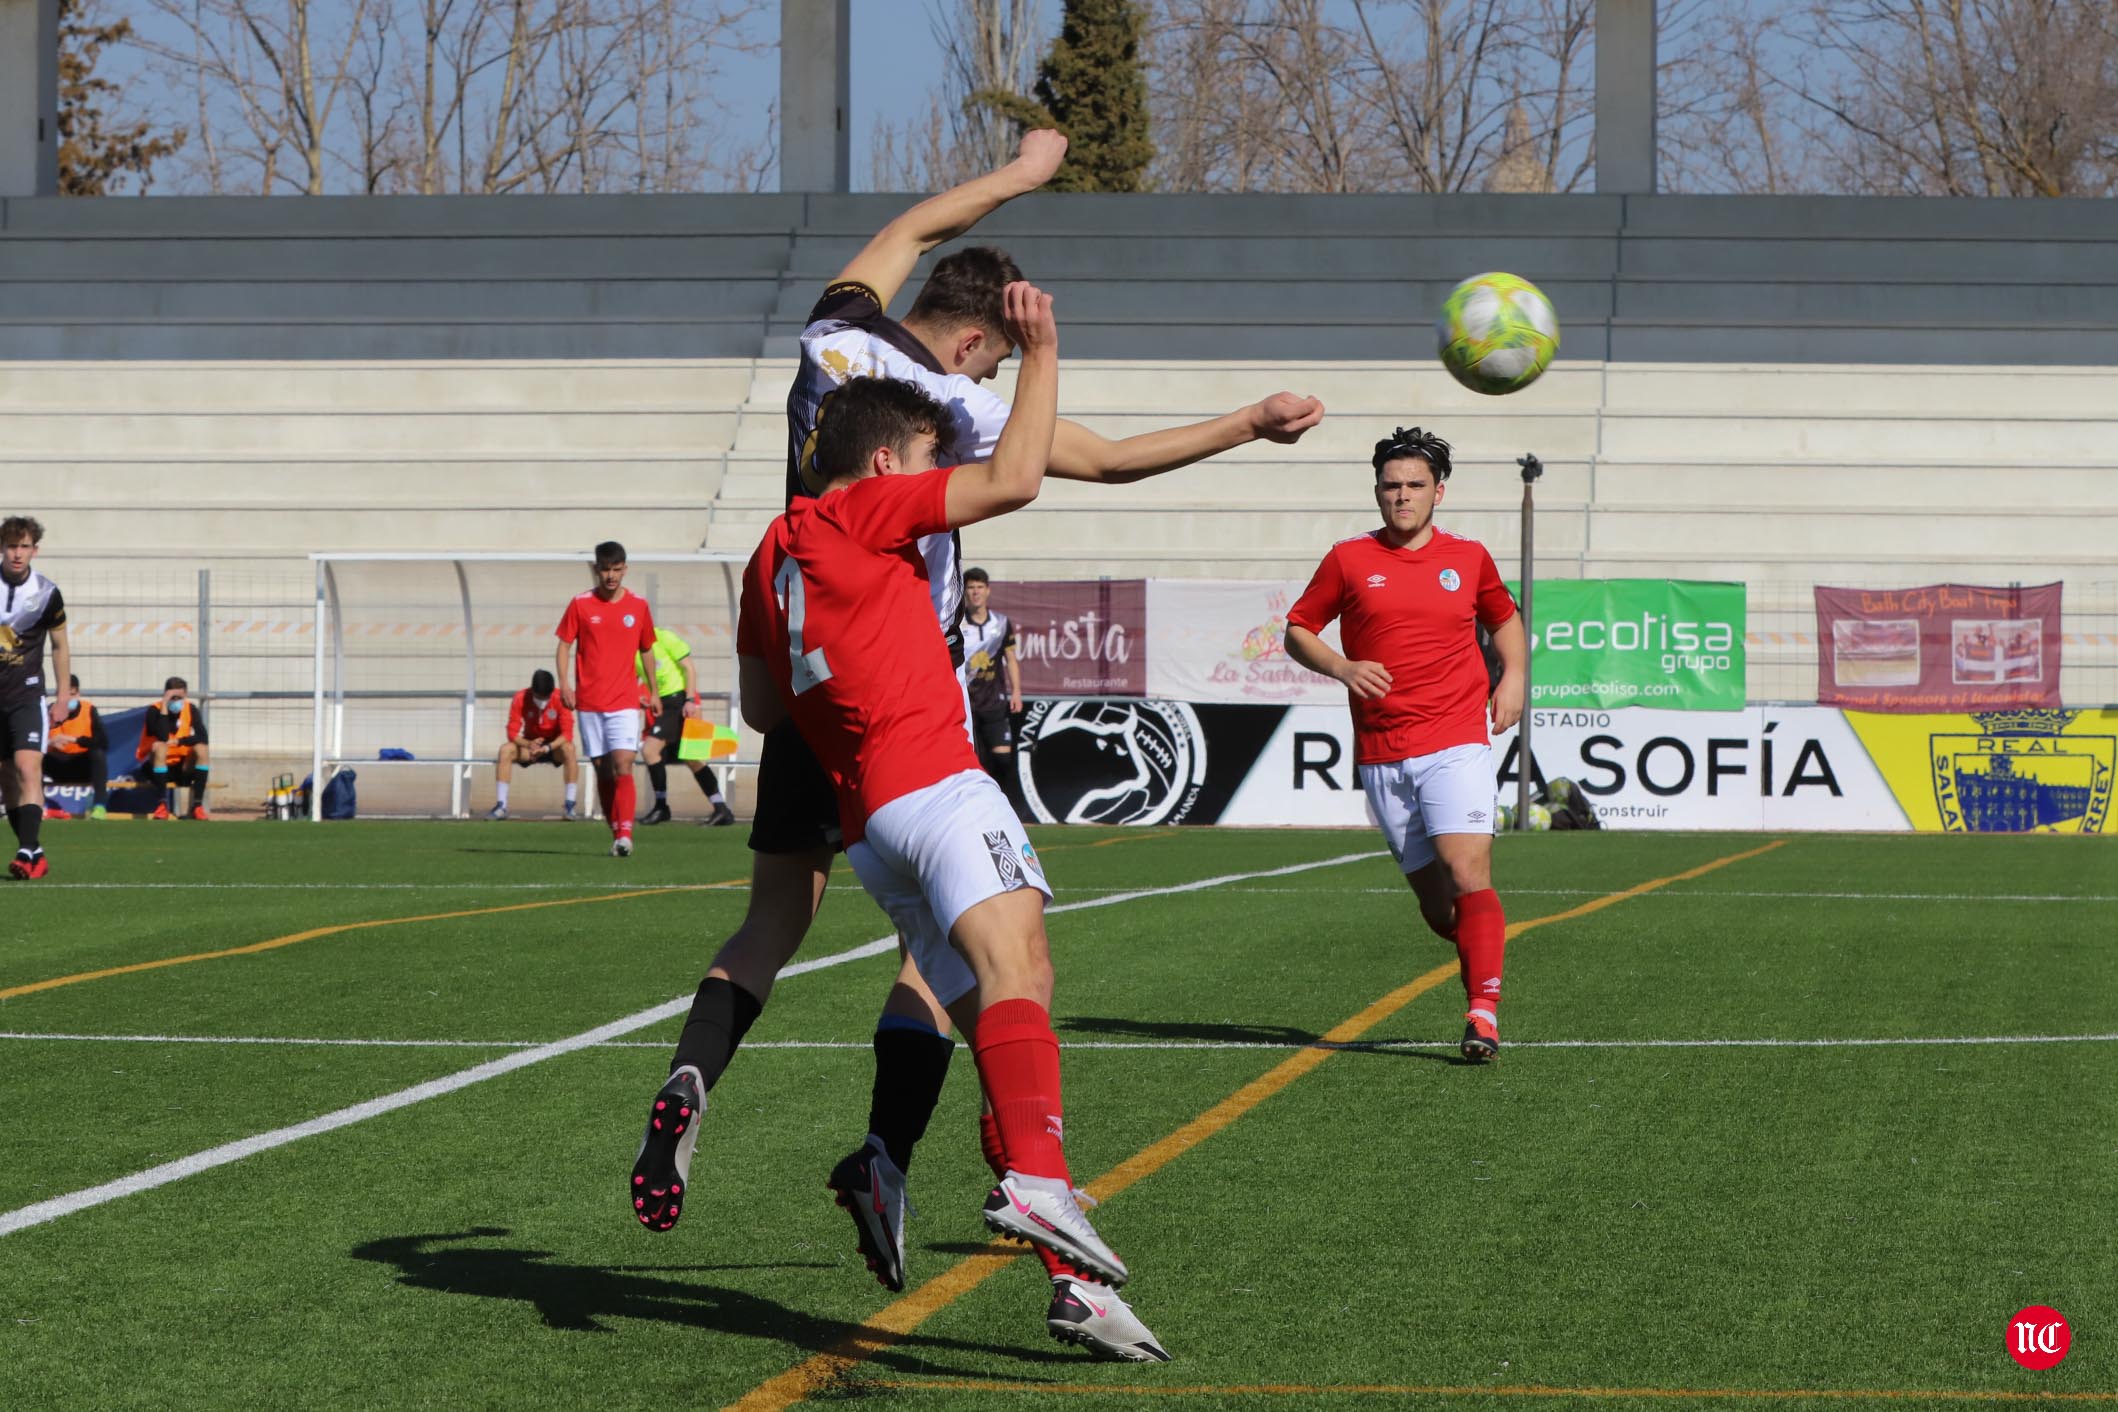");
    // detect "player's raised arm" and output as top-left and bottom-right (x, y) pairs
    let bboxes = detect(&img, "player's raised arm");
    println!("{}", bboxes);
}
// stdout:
(945, 282), (1058, 528)
(836, 130), (1067, 308)
(1048, 391), (1326, 485)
